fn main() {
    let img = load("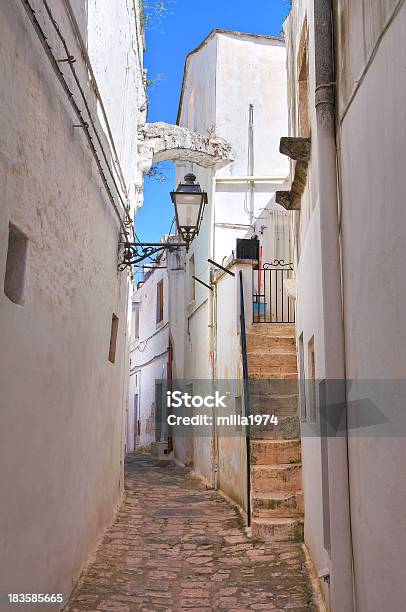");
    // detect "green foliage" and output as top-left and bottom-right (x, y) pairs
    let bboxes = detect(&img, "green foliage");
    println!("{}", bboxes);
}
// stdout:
(138, 0), (175, 31)
(146, 72), (167, 90)
(145, 162), (171, 184)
